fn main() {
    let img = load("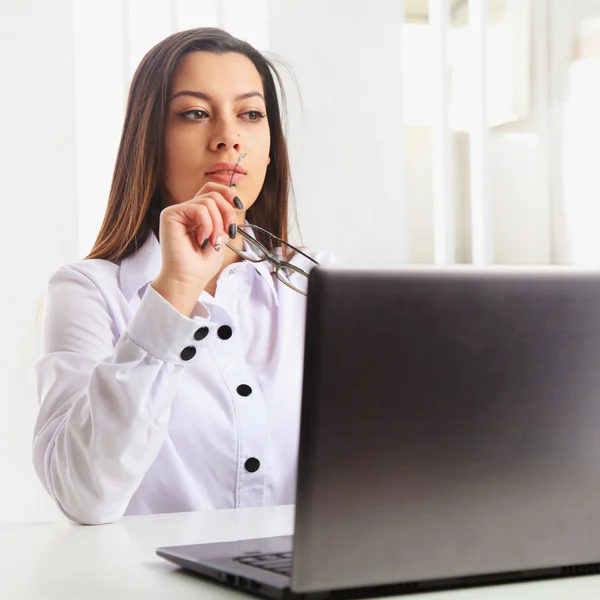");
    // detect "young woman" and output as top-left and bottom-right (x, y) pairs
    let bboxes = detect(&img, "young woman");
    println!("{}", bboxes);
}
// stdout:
(33, 27), (333, 525)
